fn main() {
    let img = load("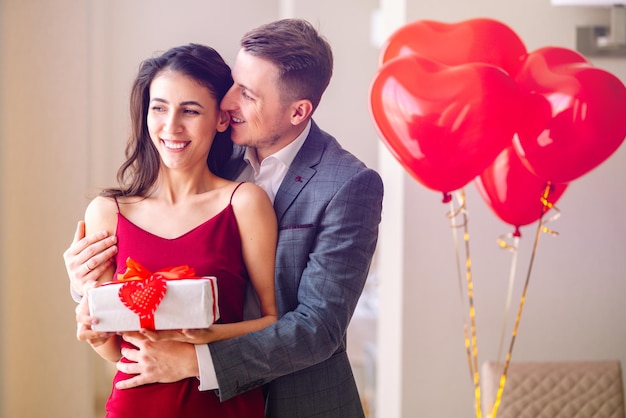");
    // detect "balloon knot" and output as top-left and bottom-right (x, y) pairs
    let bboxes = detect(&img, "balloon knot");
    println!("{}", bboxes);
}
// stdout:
(442, 192), (452, 203)
(513, 226), (522, 238)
